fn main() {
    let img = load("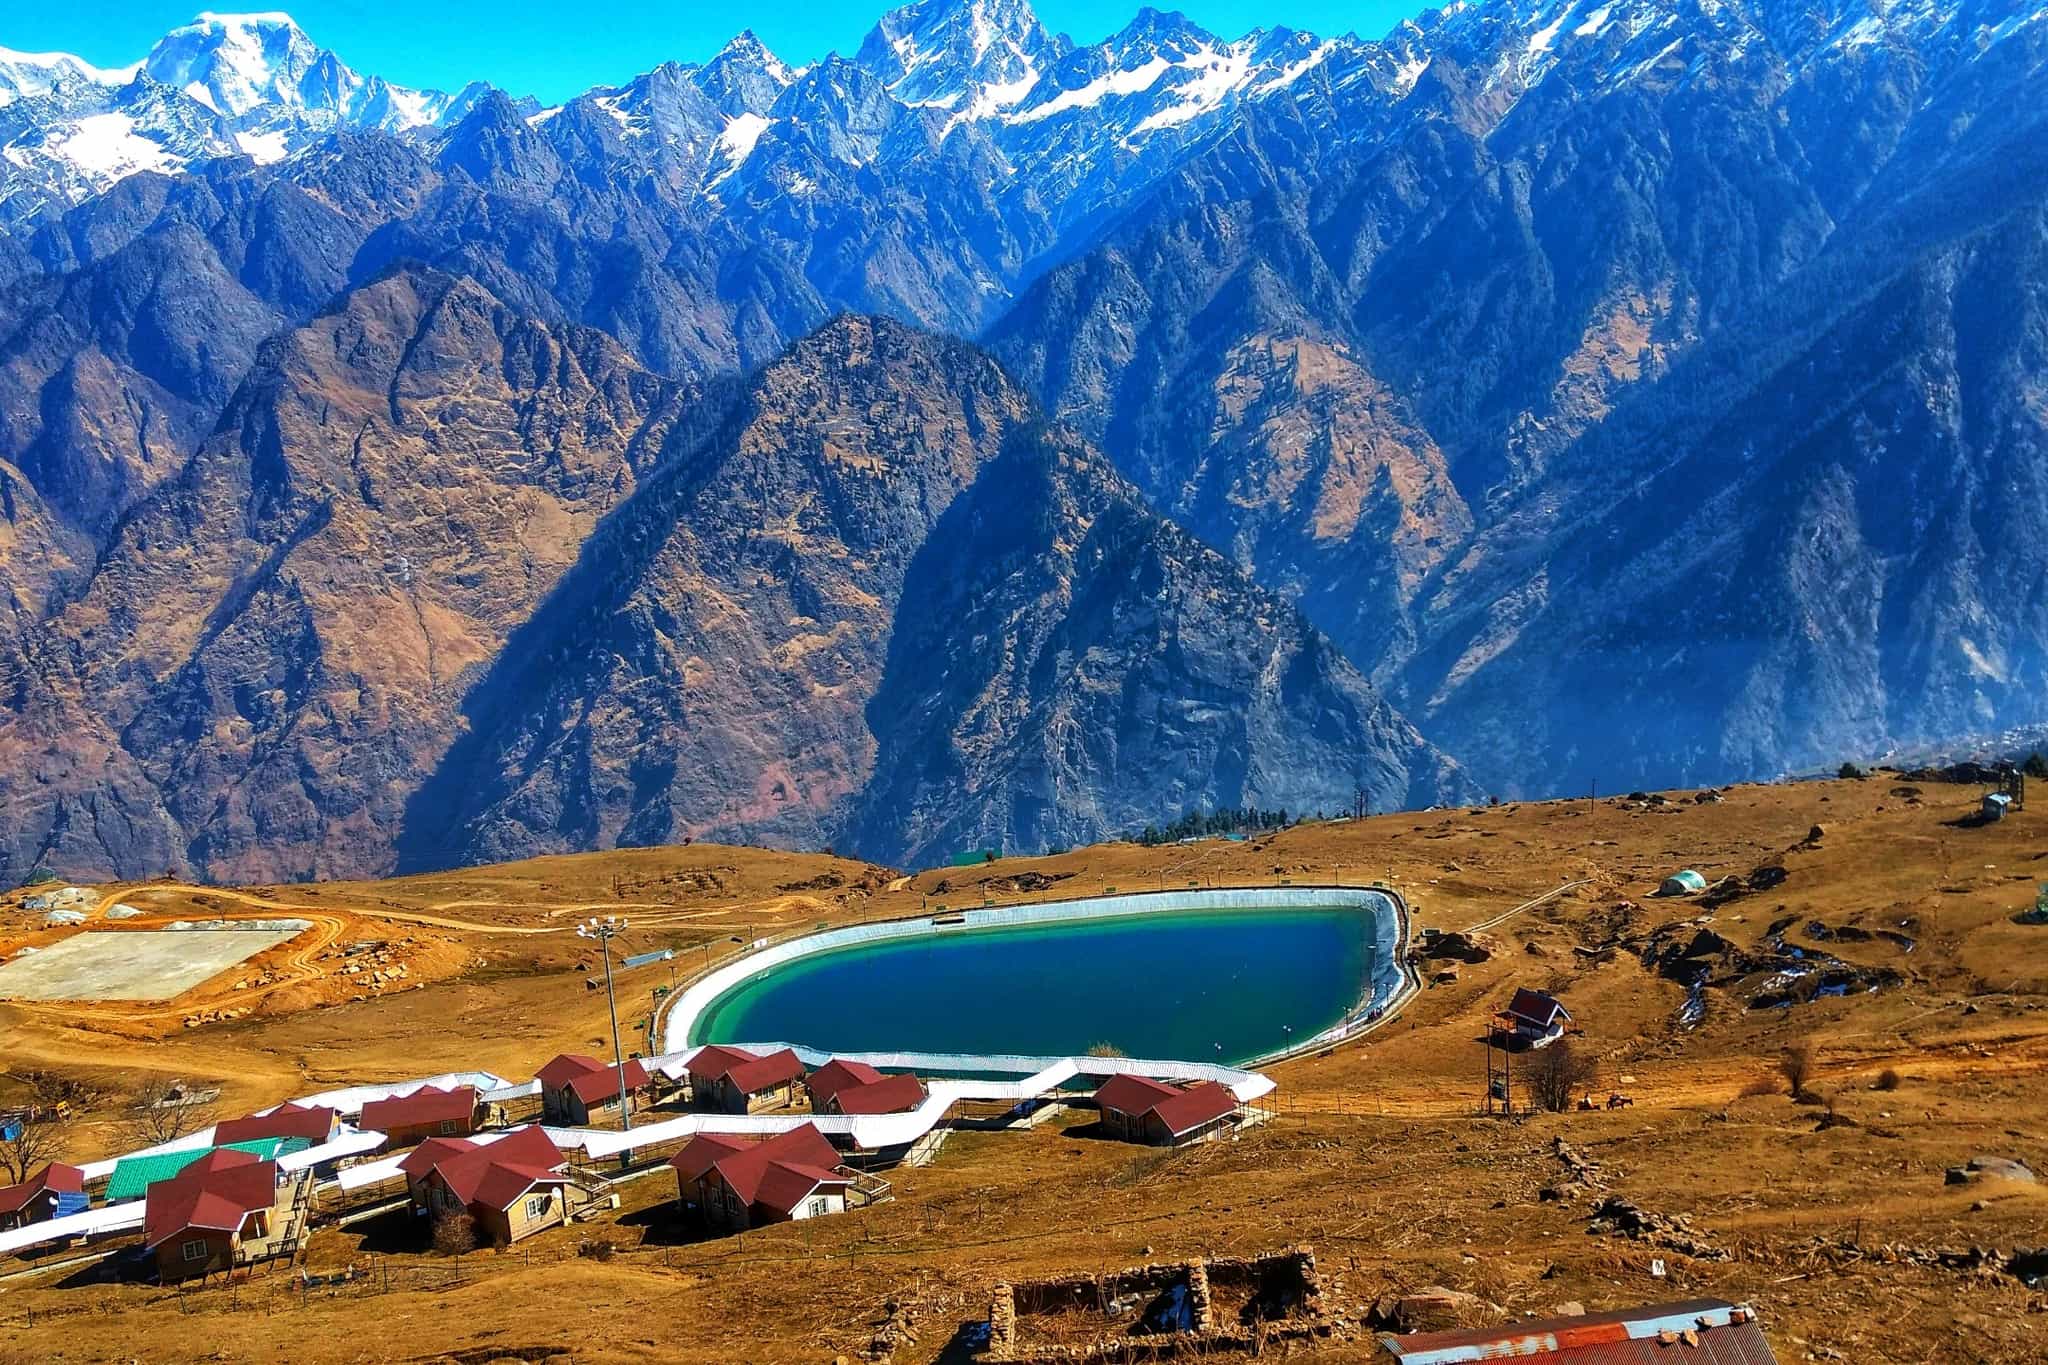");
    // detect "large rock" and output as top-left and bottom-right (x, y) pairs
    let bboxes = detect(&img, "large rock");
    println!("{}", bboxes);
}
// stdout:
(1946, 1157), (2038, 1186)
